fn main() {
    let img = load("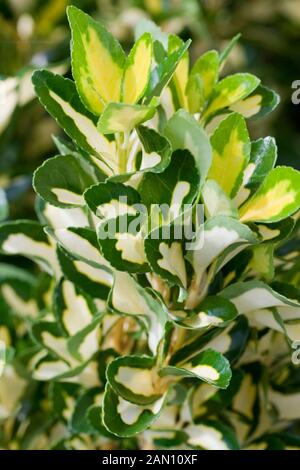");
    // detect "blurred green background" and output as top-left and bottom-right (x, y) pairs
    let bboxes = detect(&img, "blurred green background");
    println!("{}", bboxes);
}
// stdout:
(1, 0), (300, 222)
